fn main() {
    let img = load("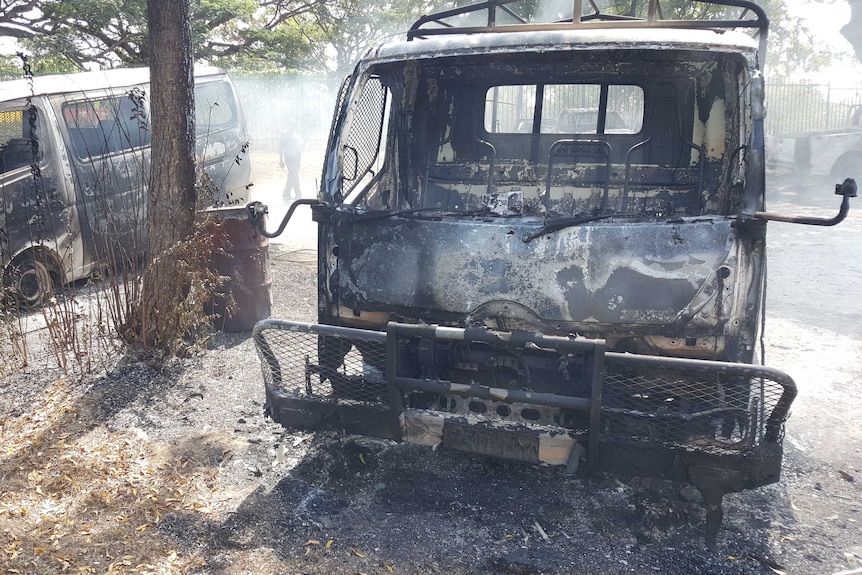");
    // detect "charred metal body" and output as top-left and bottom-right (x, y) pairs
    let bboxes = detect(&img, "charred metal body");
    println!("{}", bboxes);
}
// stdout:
(253, 0), (852, 548)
